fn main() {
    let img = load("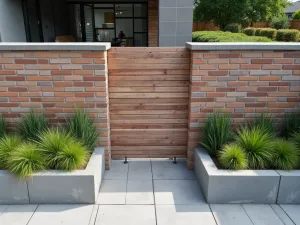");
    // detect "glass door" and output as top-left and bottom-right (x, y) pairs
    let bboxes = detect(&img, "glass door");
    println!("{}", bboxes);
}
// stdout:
(115, 4), (134, 46)
(84, 4), (94, 42)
